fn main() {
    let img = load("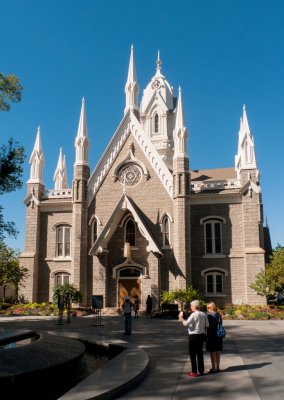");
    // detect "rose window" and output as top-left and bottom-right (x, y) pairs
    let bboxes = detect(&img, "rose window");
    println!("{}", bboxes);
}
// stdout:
(118, 164), (142, 187)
